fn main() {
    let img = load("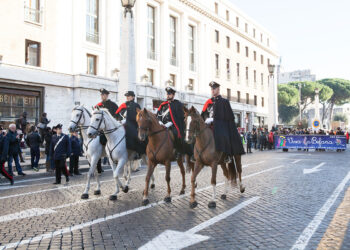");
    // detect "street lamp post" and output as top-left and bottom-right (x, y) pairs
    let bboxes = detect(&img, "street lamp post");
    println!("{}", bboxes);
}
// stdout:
(118, 0), (137, 103)
(298, 82), (302, 121)
(268, 63), (278, 127)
